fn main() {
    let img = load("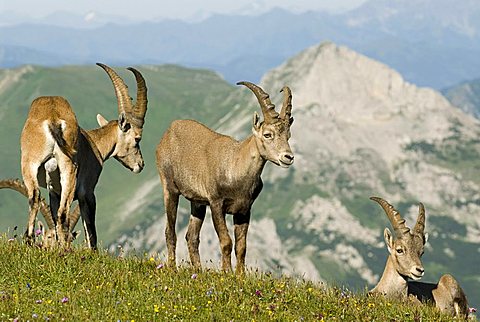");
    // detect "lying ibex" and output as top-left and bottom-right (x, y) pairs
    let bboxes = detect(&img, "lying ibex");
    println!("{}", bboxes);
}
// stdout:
(370, 197), (468, 318)
(0, 178), (80, 235)
(20, 63), (147, 248)
(156, 81), (294, 273)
